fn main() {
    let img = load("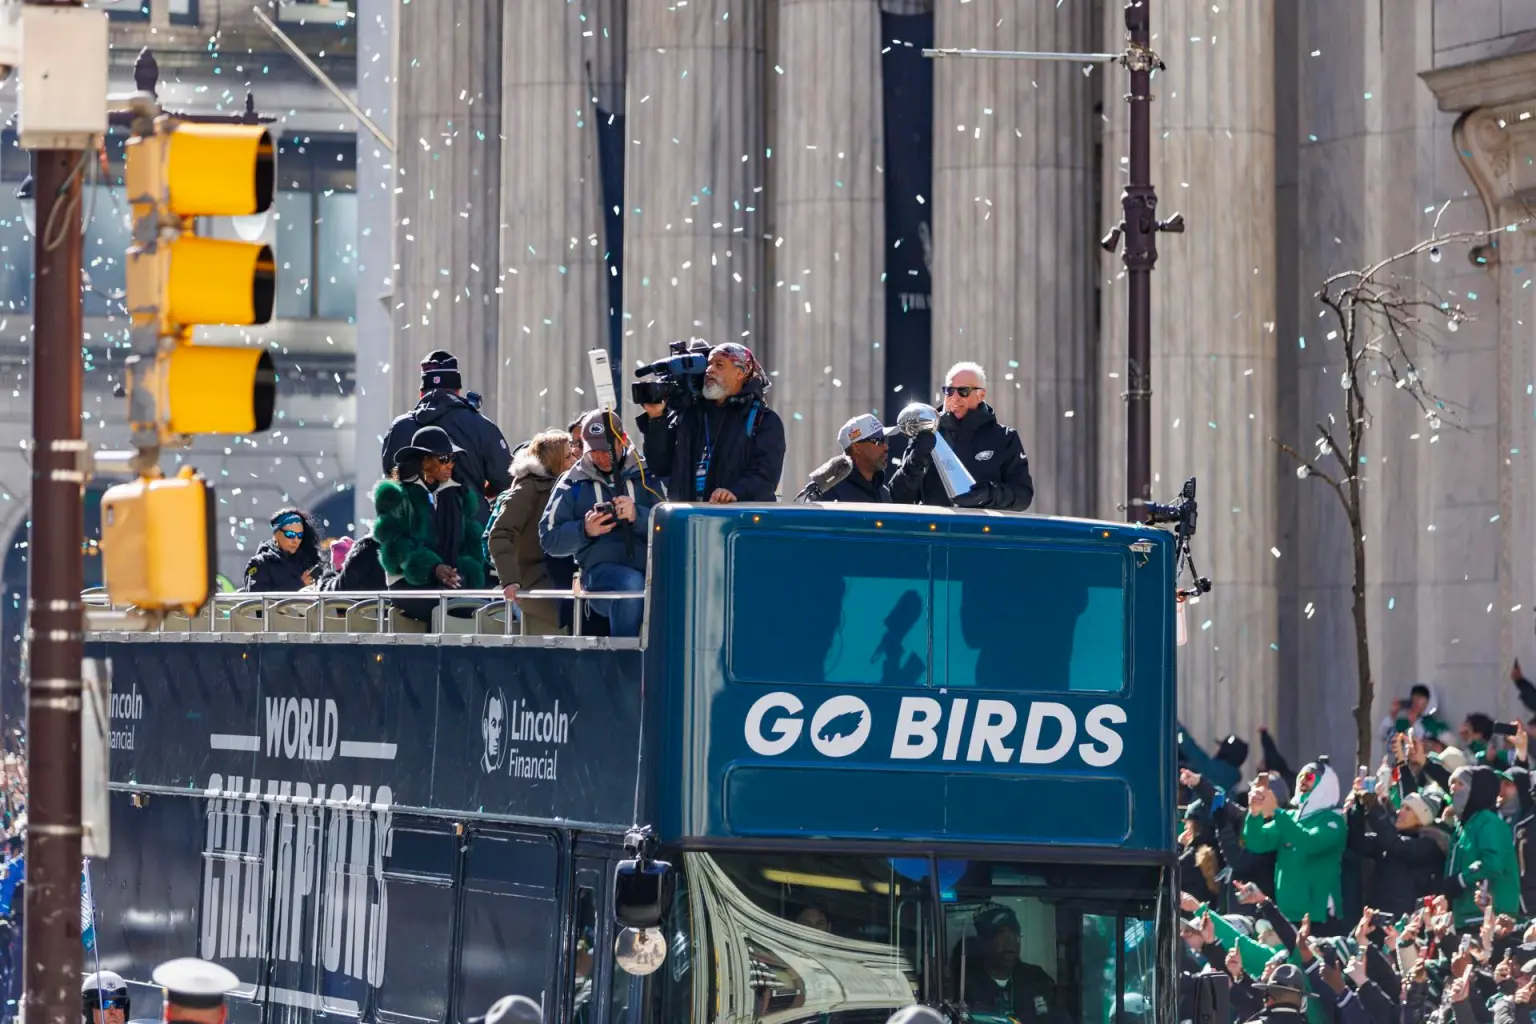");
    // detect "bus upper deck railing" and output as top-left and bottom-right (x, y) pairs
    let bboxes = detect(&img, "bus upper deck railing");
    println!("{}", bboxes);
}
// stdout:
(79, 586), (647, 643)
